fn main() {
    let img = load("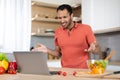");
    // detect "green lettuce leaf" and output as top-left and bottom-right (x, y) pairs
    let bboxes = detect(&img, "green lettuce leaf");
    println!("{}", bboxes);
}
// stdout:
(0, 53), (8, 61)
